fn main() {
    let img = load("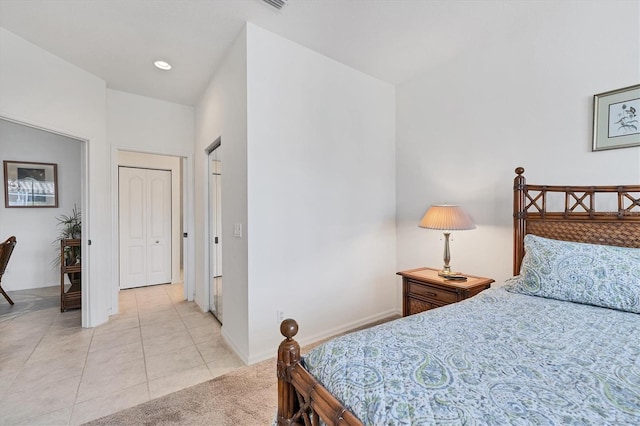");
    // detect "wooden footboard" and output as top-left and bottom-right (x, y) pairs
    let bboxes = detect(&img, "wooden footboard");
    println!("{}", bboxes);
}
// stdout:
(276, 319), (363, 426)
